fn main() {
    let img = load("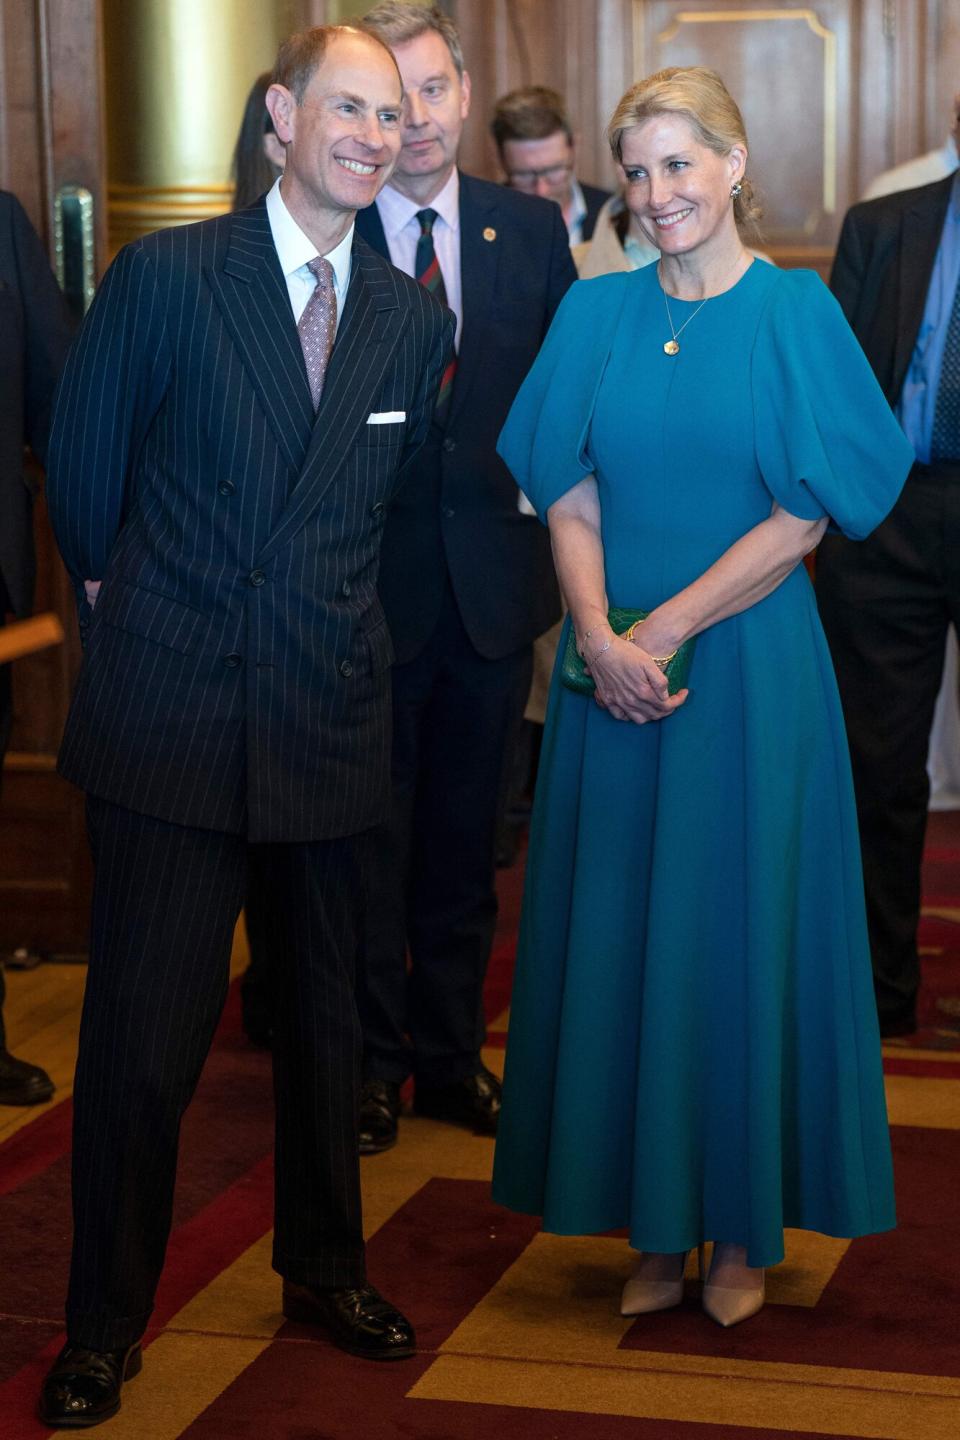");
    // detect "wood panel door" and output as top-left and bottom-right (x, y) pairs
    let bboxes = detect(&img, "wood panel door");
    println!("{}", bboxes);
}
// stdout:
(631, 0), (858, 271)
(0, 1), (106, 956)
